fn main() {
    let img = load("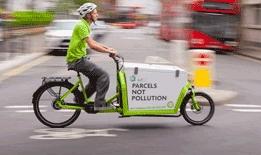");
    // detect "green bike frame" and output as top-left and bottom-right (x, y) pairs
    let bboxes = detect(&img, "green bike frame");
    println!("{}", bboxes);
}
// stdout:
(54, 72), (120, 112)
(54, 69), (199, 116)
